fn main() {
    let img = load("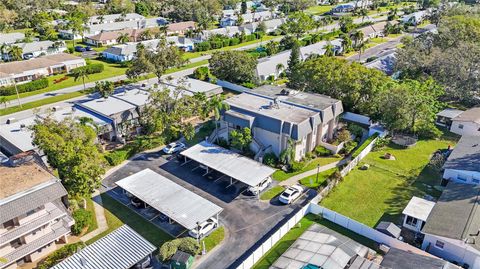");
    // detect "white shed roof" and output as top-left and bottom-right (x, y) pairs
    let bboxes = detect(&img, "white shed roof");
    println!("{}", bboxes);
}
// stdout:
(51, 225), (156, 269)
(180, 141), (276, 187)
(116, 169), (223, 230)
(402, 196), (435, 222)
(78, 96), (136, 117)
